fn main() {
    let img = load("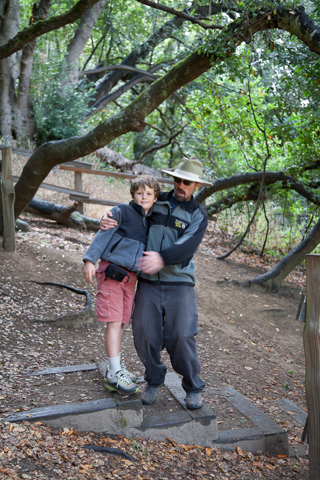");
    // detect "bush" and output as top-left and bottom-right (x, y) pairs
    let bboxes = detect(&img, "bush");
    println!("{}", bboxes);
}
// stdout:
(32, 65), (93, 146)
